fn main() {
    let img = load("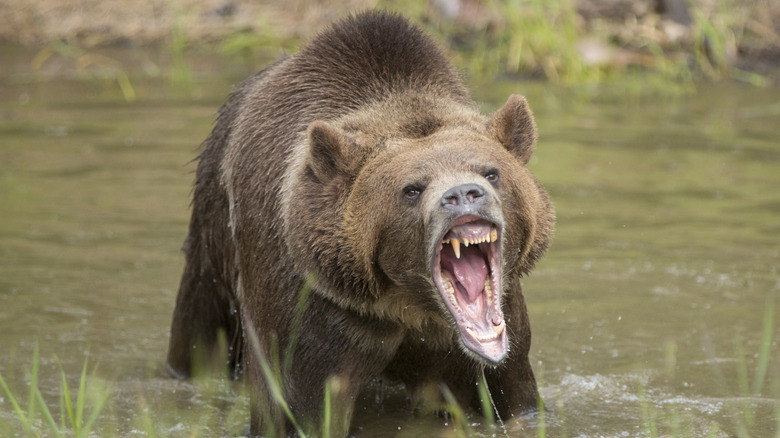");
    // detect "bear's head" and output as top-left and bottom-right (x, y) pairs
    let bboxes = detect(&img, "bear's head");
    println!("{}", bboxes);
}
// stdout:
(282, 94), (554, 364)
